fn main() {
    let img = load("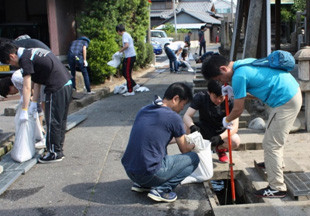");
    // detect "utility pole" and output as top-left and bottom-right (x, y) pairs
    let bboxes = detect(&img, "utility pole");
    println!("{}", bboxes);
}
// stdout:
(173, 0), (177, 38)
